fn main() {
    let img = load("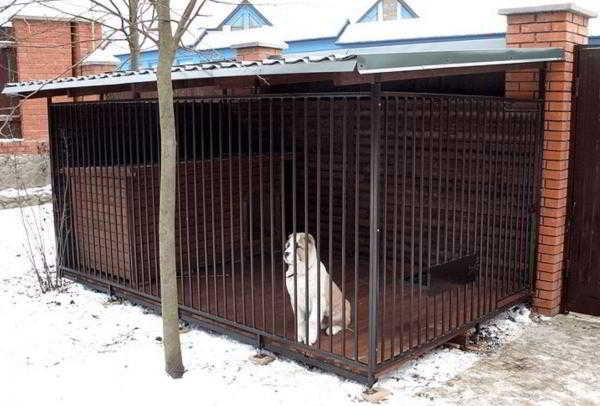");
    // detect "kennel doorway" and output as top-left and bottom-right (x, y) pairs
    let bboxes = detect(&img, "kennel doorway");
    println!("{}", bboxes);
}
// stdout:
(49, 89), (543, 383)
